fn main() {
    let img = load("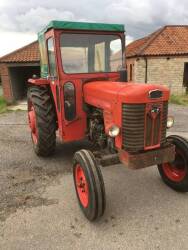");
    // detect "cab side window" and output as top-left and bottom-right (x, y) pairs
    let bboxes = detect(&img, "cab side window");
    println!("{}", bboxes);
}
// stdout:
(47, 38), (57, 76)
(64, 82), (76, 121)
